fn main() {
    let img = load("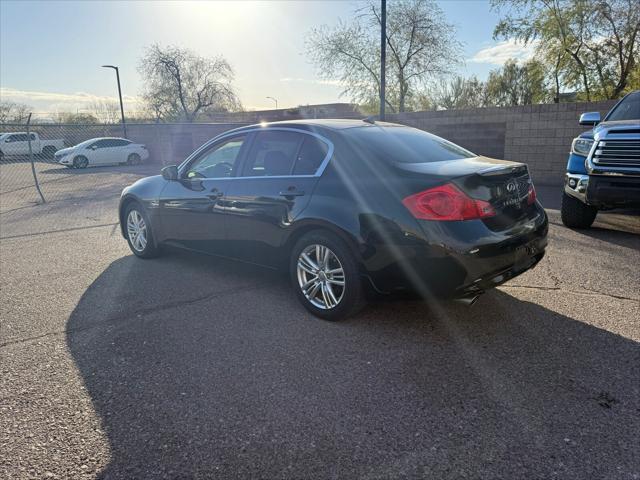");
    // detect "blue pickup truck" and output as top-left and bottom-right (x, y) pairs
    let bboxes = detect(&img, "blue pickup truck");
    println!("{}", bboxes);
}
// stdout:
(562, 90), (640, 228)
